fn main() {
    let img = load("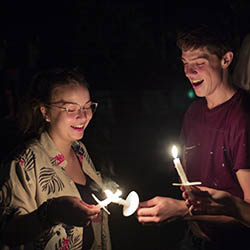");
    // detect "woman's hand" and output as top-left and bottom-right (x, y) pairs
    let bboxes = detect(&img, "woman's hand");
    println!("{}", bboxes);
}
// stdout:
(49, 196), (101, 226)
